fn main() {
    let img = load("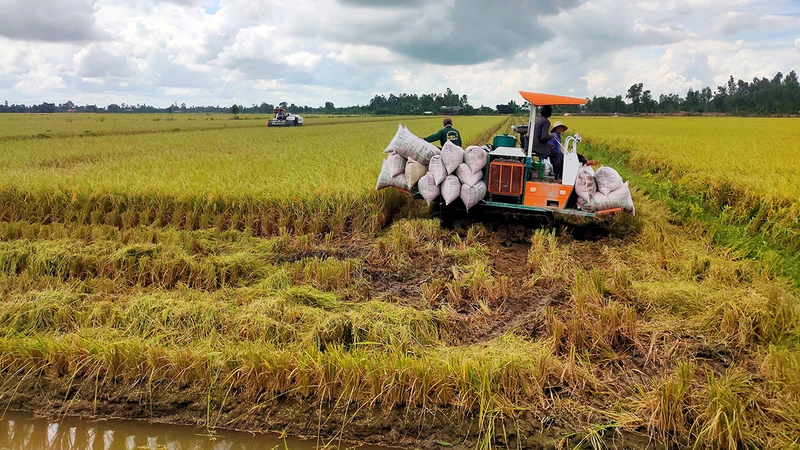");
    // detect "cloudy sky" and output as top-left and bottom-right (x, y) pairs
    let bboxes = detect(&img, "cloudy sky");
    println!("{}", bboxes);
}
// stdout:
(1, 0), (799, 108)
